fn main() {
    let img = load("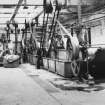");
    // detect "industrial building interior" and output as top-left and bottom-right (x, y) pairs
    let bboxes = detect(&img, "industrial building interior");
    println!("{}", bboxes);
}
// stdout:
(0, 0), (105, 105)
